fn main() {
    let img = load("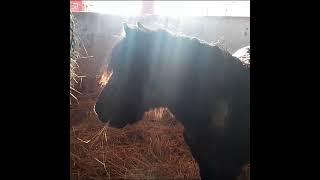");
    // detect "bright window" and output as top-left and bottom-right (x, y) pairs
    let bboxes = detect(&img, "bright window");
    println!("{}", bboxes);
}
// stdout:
(83, 1), (250, 17)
